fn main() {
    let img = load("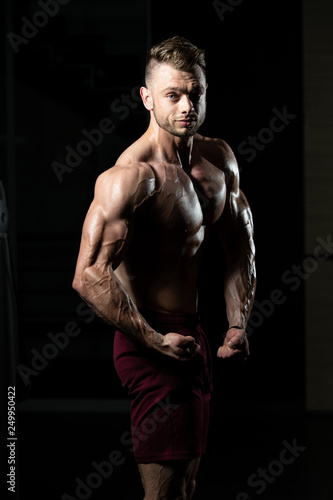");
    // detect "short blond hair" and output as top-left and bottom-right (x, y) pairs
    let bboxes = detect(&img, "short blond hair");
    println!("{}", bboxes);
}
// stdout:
(145, 36), (206, 87)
